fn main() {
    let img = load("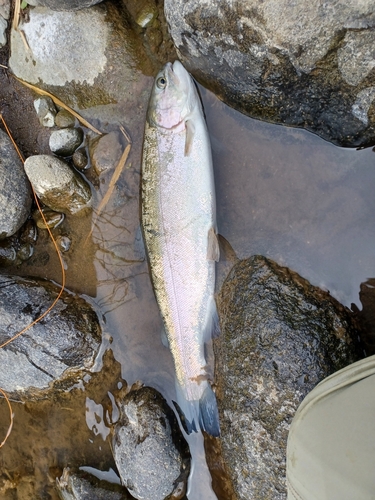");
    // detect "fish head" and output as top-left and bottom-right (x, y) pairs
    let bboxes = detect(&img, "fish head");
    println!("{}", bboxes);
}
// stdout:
(147, 61), (197, 130)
